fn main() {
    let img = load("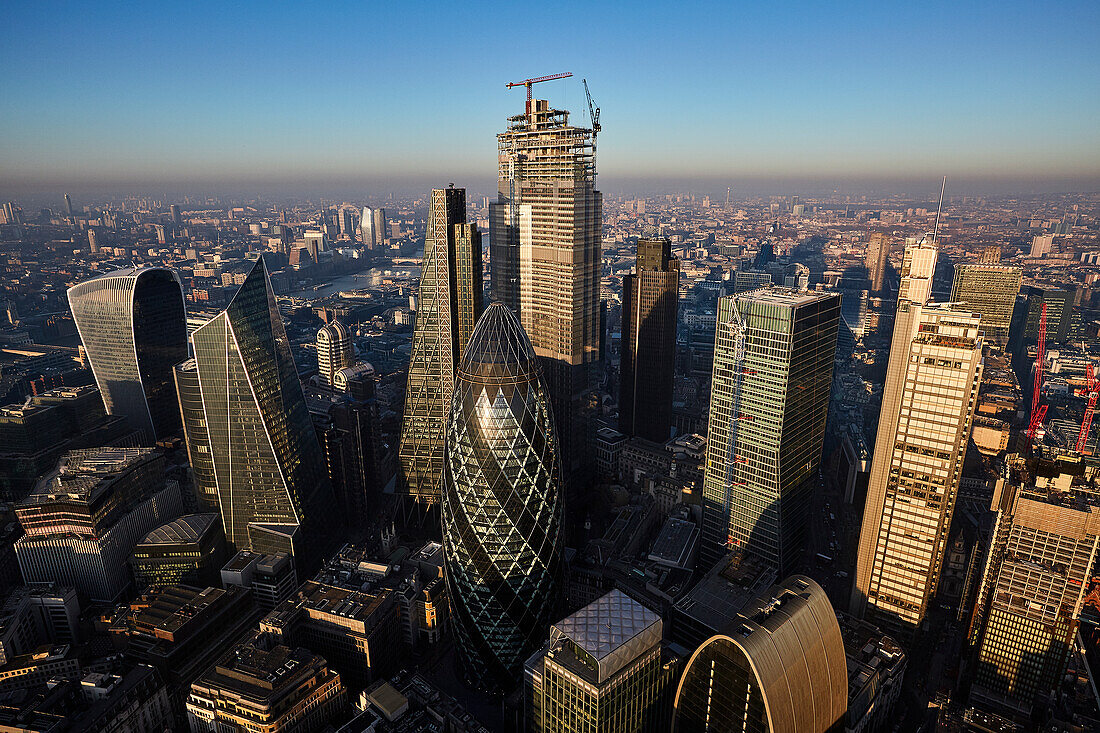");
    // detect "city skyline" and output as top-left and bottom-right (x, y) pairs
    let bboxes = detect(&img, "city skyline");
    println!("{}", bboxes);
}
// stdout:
(2, 3), (1098, 196)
